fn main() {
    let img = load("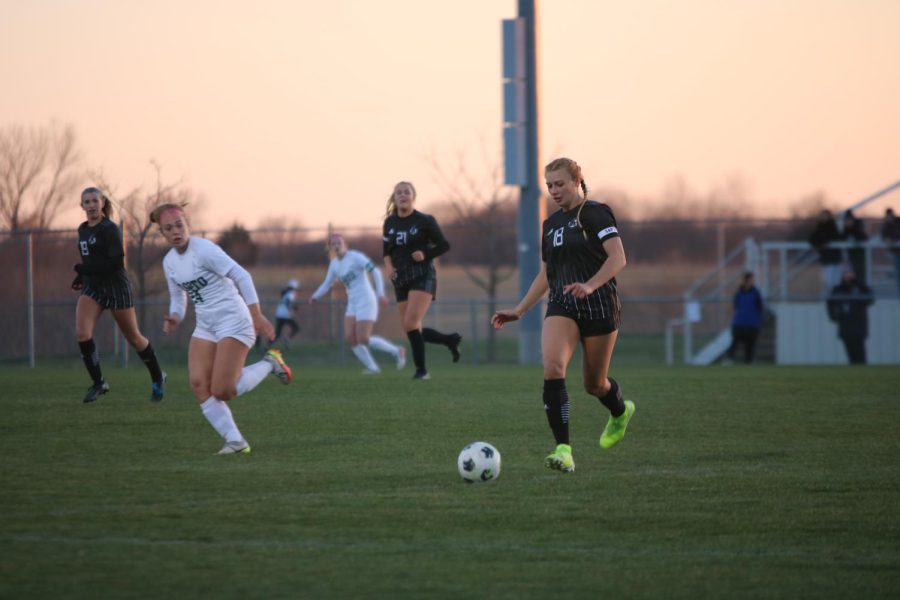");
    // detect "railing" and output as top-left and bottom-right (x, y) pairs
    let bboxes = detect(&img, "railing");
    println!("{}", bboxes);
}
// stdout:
(761, 239), (896, 300)
(669, 238), (898, 365)
(667, 238), (760, 364)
